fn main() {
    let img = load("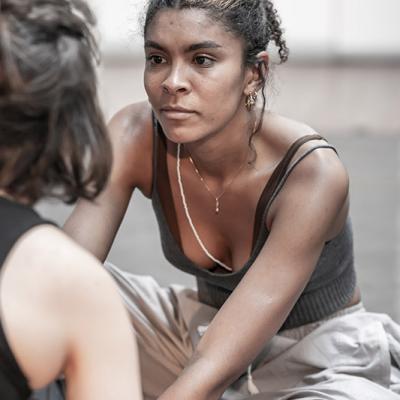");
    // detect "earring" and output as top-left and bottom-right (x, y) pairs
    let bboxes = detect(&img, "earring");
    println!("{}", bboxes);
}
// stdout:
(245, 91), (258, 111)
